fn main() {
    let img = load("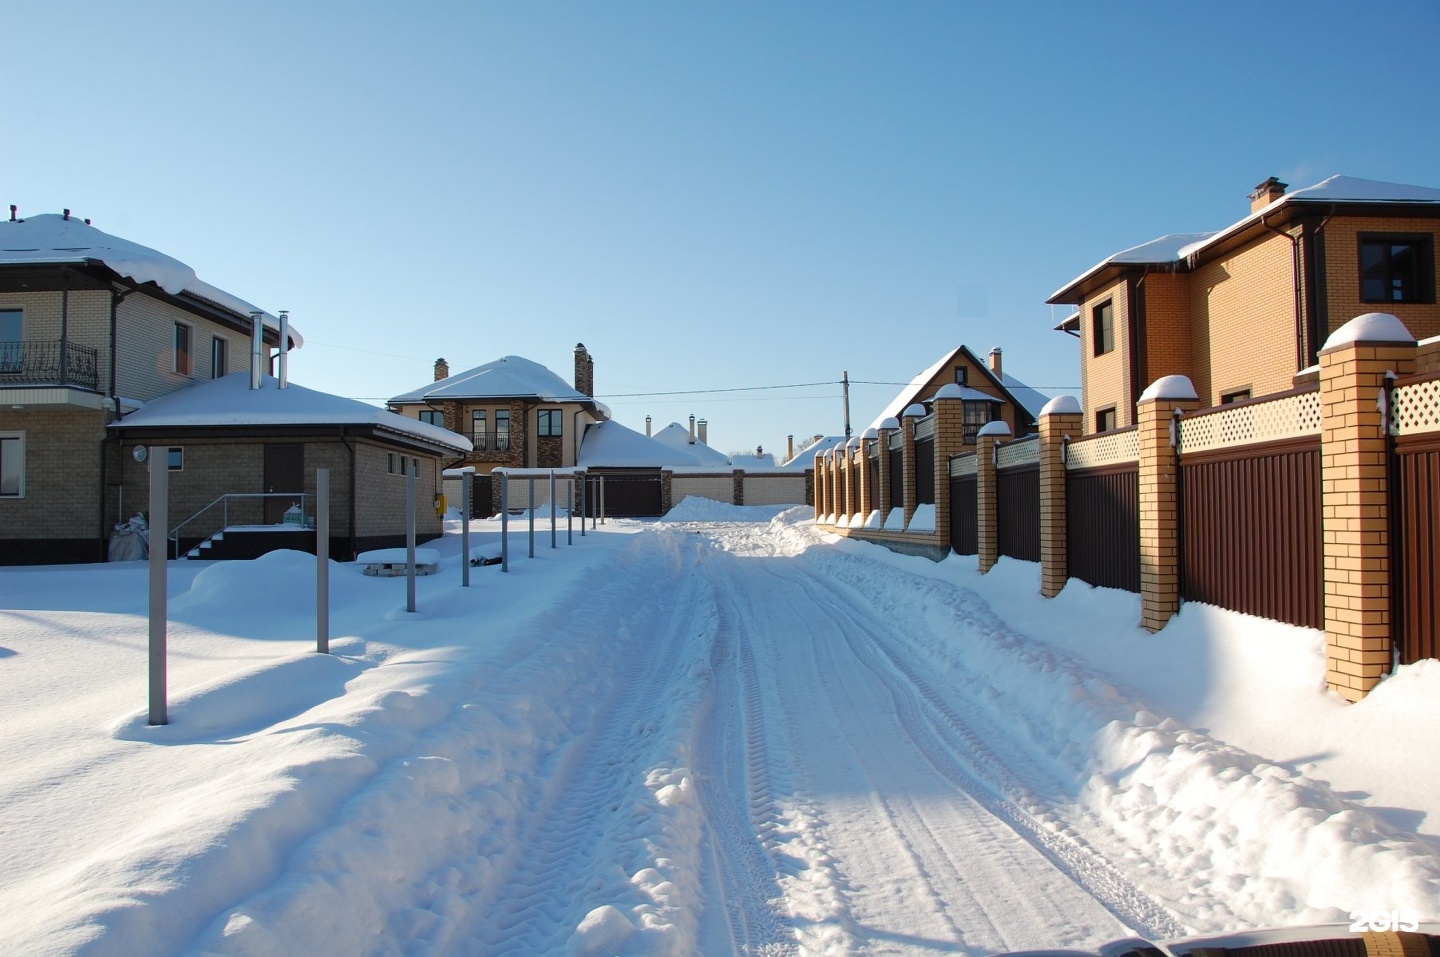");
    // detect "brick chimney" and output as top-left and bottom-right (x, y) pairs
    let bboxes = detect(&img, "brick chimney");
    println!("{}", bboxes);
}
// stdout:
(574, 343), (594, 397)
(988, 347), (1003, 379)
(1248, 177), (1288, 213)
(698, 419), (708, 444)
(434, 358), (449, 382)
